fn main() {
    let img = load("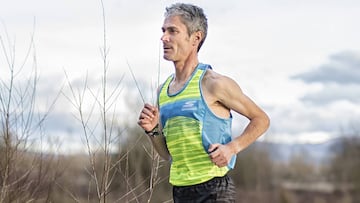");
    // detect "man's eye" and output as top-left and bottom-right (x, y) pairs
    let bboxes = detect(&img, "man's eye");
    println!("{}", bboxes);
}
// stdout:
(170, 29), (178, 34)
